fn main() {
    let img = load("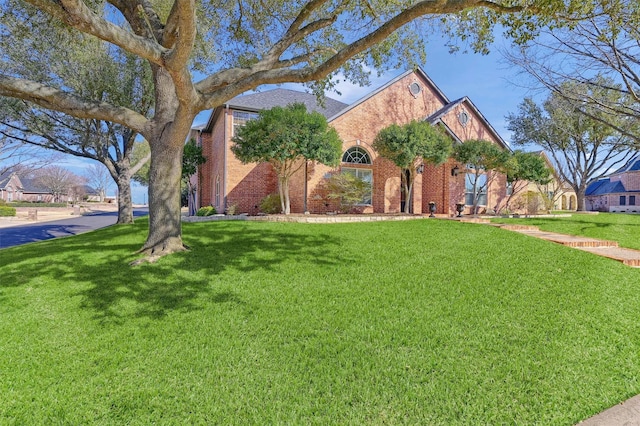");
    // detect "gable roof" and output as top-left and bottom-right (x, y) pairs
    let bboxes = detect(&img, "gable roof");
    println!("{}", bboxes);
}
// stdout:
(426, 96), (510, 151)
(326, 68), (450, 122)
(0, 171), (14, 189)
